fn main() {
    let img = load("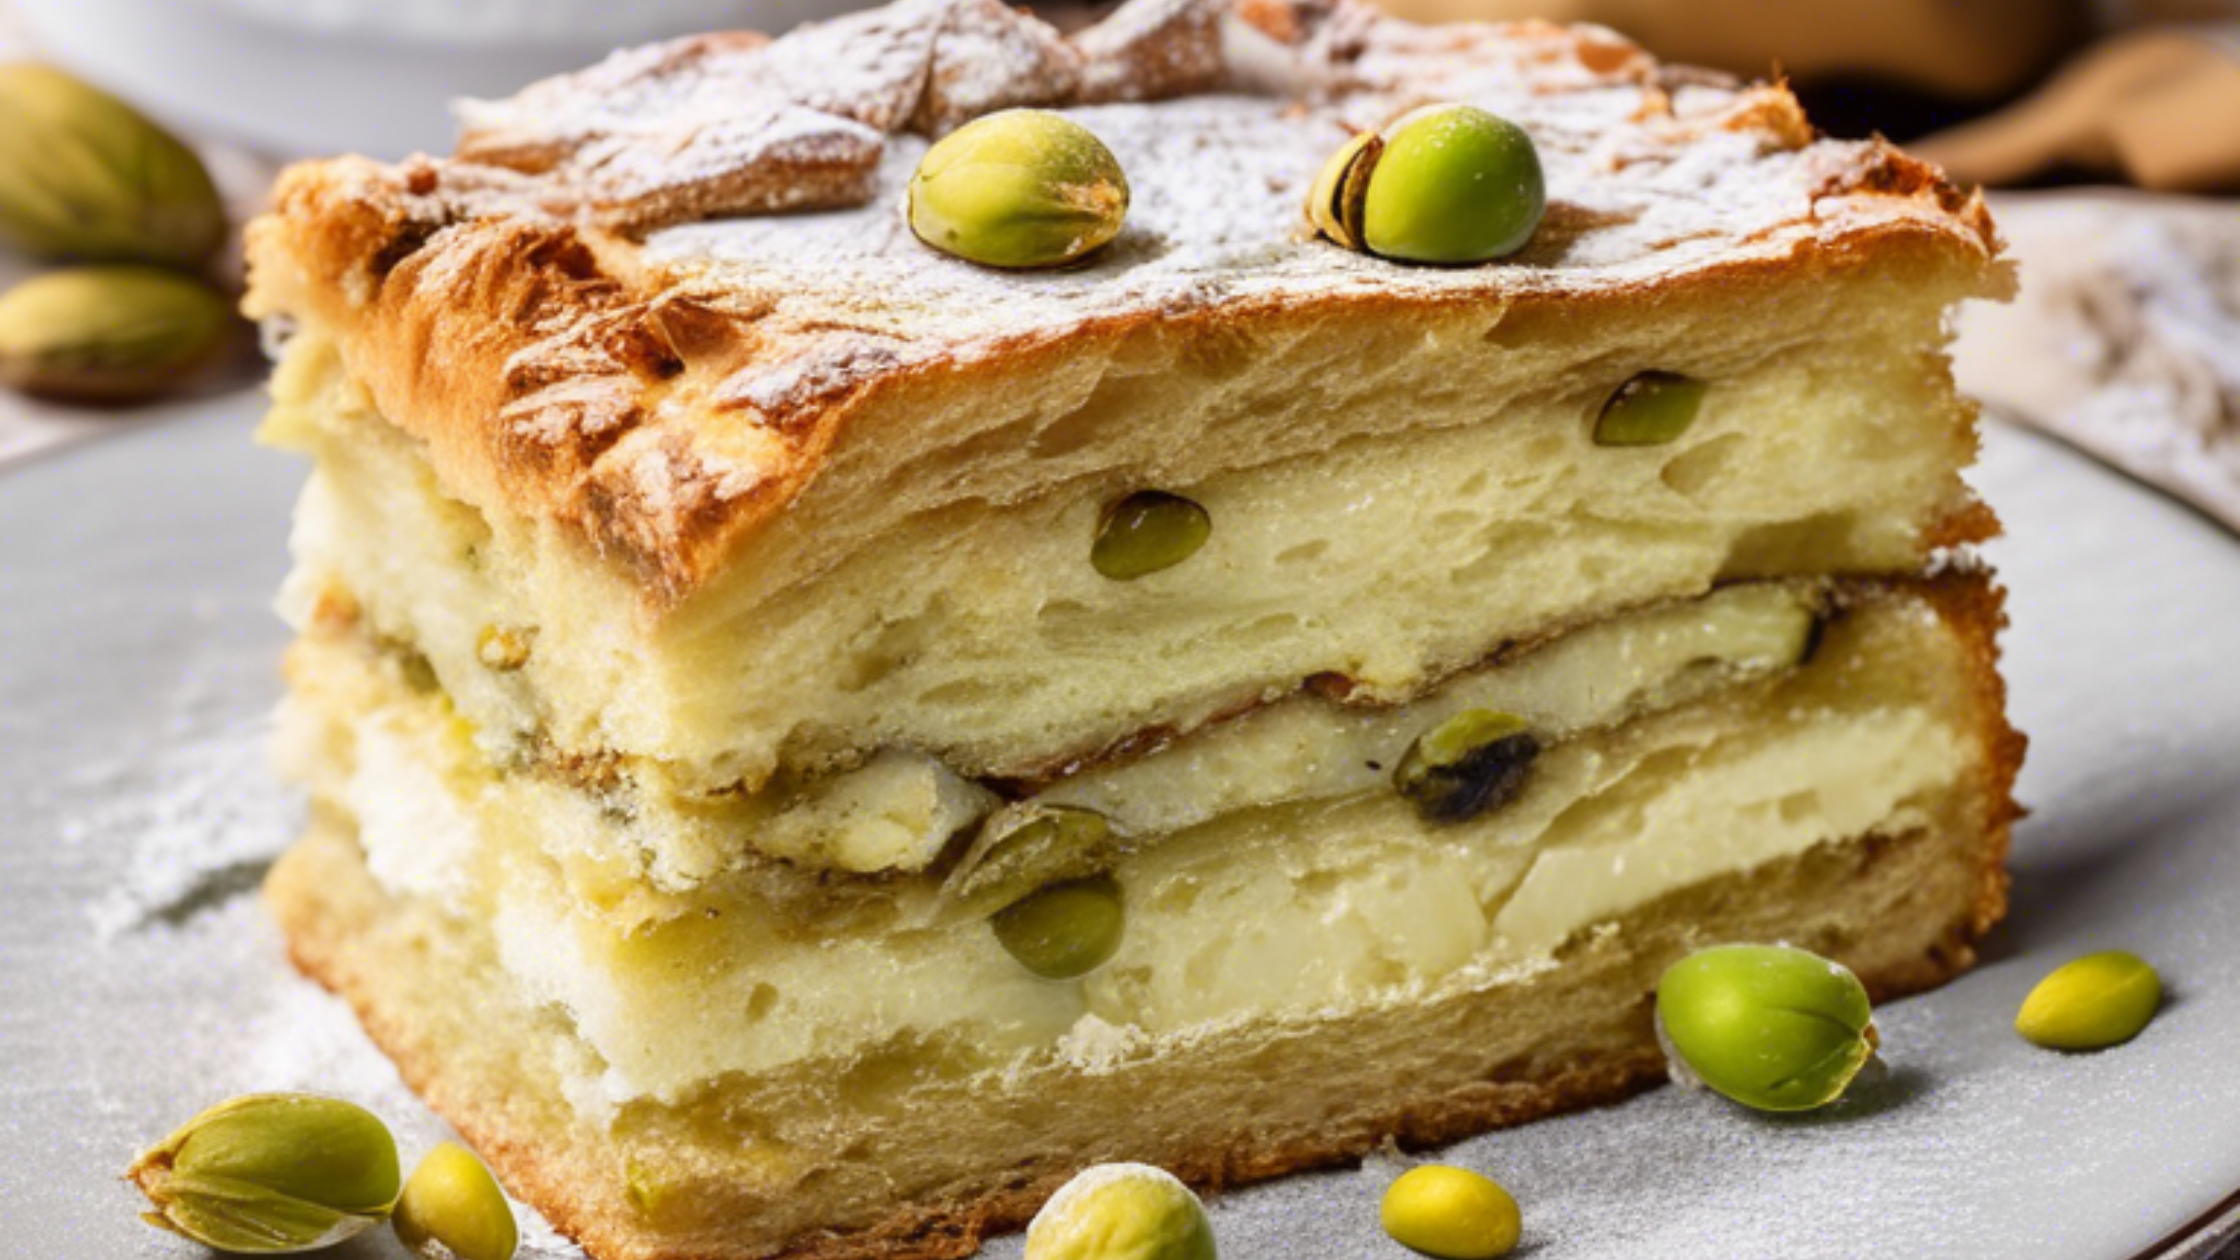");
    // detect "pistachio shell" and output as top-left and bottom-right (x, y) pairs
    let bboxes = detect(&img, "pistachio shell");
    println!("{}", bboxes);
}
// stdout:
(943, 803), (1120, 915)
(908, 110), (1128, 269)
(0, 265), (233, 403)
(1305, 130), (1380, 251)
(127, 1093), (400, 1254)
(1360, 104), (1544, 265)
(0, 63), (224, 266)
(1655, 944), (1877, 1112)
